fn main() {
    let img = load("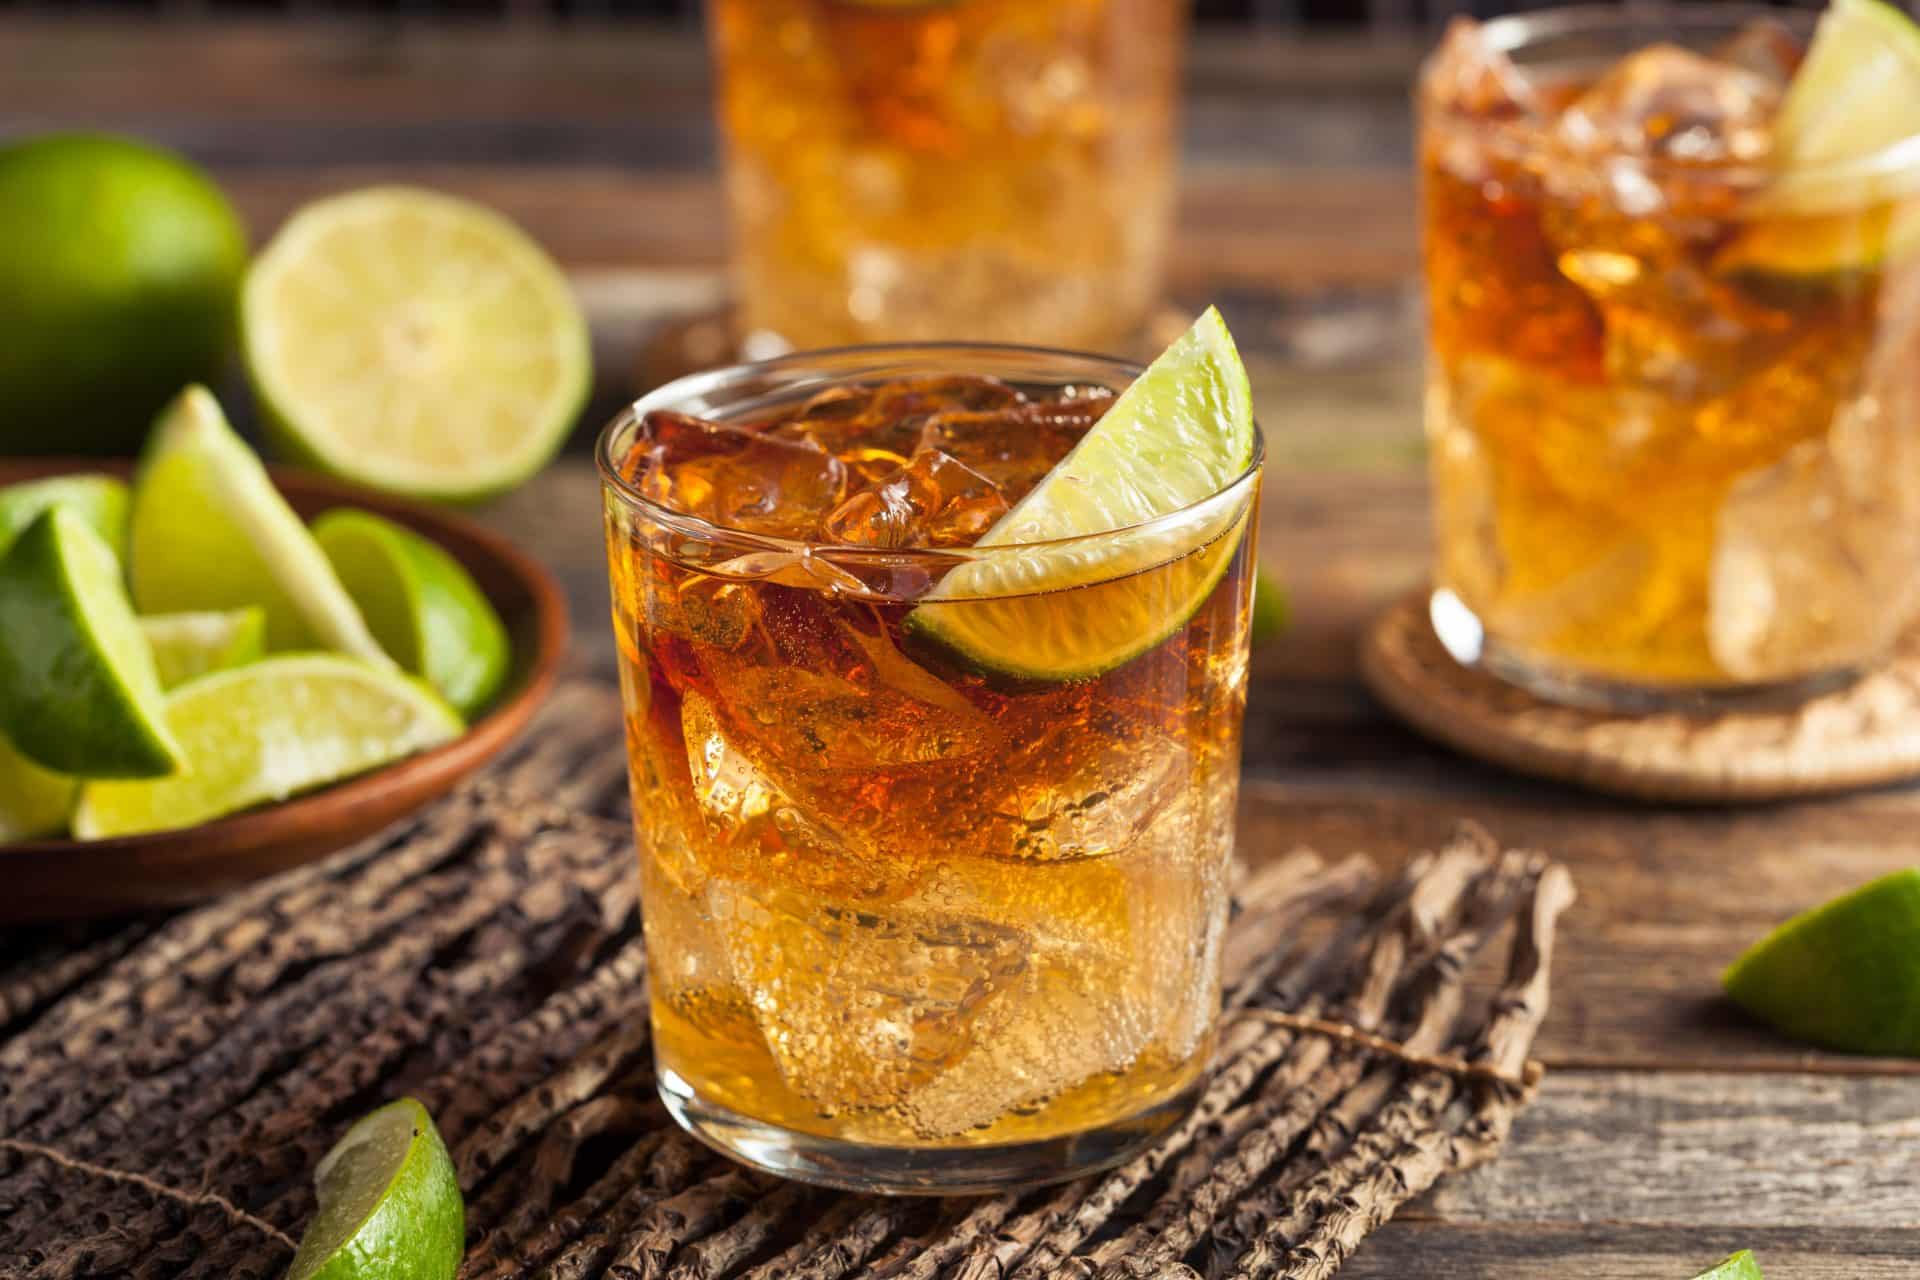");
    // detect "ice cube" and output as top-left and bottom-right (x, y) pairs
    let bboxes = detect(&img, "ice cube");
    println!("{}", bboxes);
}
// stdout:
(1709, 394), (1920, 681)
(1421, 18), (1542, 121)
(917, 393), (1113, 500)
(1555, 46), (1778, 163)
(704, 877), (1031, 1118)
(1713, 18), (1804, 88)
(819, 449), (1010, 549)
(637, 410), (848, 539)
